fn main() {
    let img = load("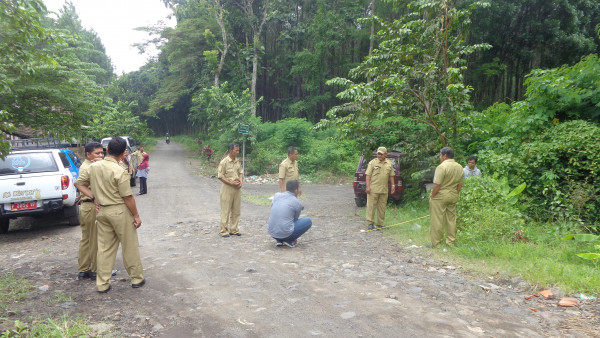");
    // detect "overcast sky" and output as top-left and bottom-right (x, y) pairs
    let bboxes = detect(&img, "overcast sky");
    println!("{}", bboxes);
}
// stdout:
(43, 0), (176, 74)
